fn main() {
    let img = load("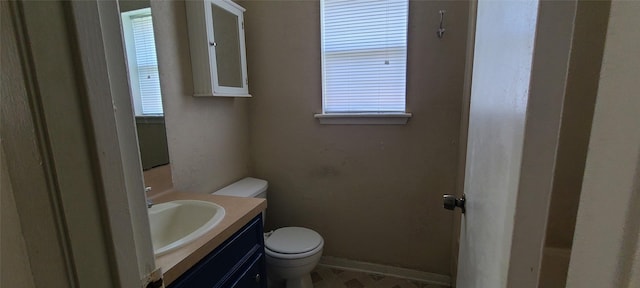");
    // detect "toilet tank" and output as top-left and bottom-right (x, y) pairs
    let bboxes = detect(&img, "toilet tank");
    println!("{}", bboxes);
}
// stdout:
(213, 177), (268, 199)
